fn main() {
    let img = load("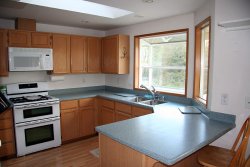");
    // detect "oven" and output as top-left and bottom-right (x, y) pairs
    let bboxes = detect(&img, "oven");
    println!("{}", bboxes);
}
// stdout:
(13, 100), (60, 123)
(15, 116), (61, 156)
(13, 100), (61, 156)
